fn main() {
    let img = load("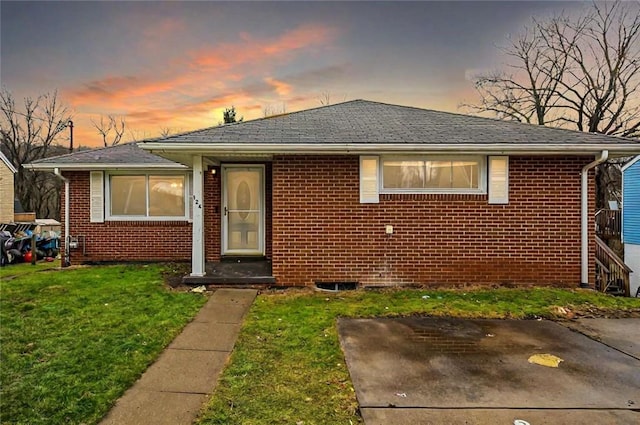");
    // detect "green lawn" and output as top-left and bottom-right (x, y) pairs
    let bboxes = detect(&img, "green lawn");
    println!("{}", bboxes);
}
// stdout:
(2, 265), (639, 425)
(1, 258), (62, 278)
(198, 287), (640, 425)
(0, 264), (206, 425)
